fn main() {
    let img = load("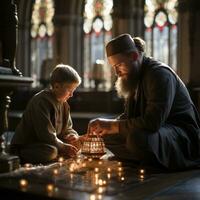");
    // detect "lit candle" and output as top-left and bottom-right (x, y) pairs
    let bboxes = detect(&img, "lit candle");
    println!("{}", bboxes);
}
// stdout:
(70, 173), (74, 186)
(46, 184), (54, 192)
(89, 194), (96, 200)
(53, 169), (58, 175)
(118, 162), (122, 166)
(97, 187), (104, 194)
(98, 179), (103, 186)
(70, 173), (74, 179)
(69, 163), (75, 172)
(139, 174), (145, 181)
(82, 162), (86, 167)
(103, 180), (107, 185)
(118, 172), (122, 177)
(76, 158), (81, 164)
(95, 173), (99, 180)
(107, 173), (111, 179)
(139, 169), (145, 174)
(19, 179), (28, 188)
(58, 157), (64, 162)
(24, 163), (32, 169)
(98, 194), (102, 200)
(118, 167), (123, 172)
(107, 167), (111, 172)
(94, 167), (99, 173)
(98, 161), (102, 165)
